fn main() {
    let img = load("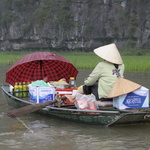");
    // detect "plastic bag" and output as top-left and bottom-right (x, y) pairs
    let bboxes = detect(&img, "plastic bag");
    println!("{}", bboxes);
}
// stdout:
(75, 93), (97, 110)
(50, 78), (69, 89)
(31, 80), (50, 87)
